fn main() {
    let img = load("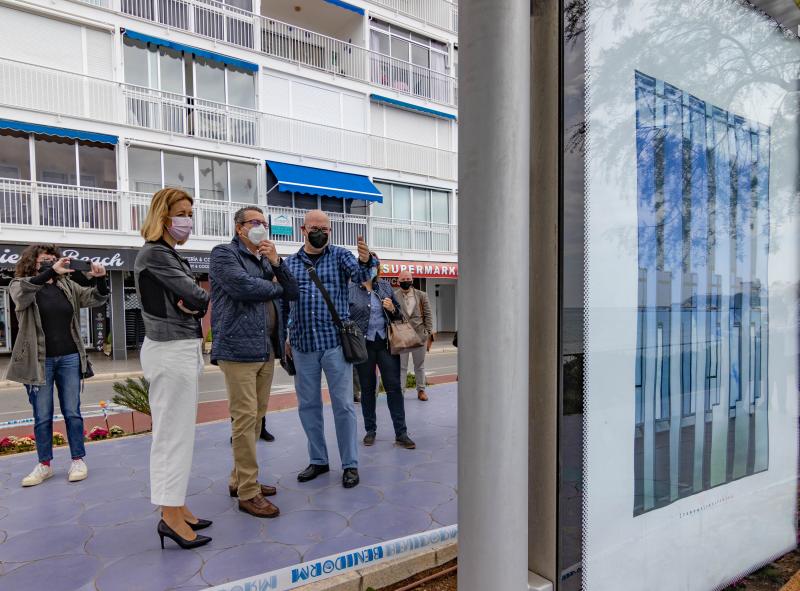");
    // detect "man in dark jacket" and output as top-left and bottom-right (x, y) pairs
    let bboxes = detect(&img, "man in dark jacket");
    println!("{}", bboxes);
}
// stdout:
(210, 206), (298, 518)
